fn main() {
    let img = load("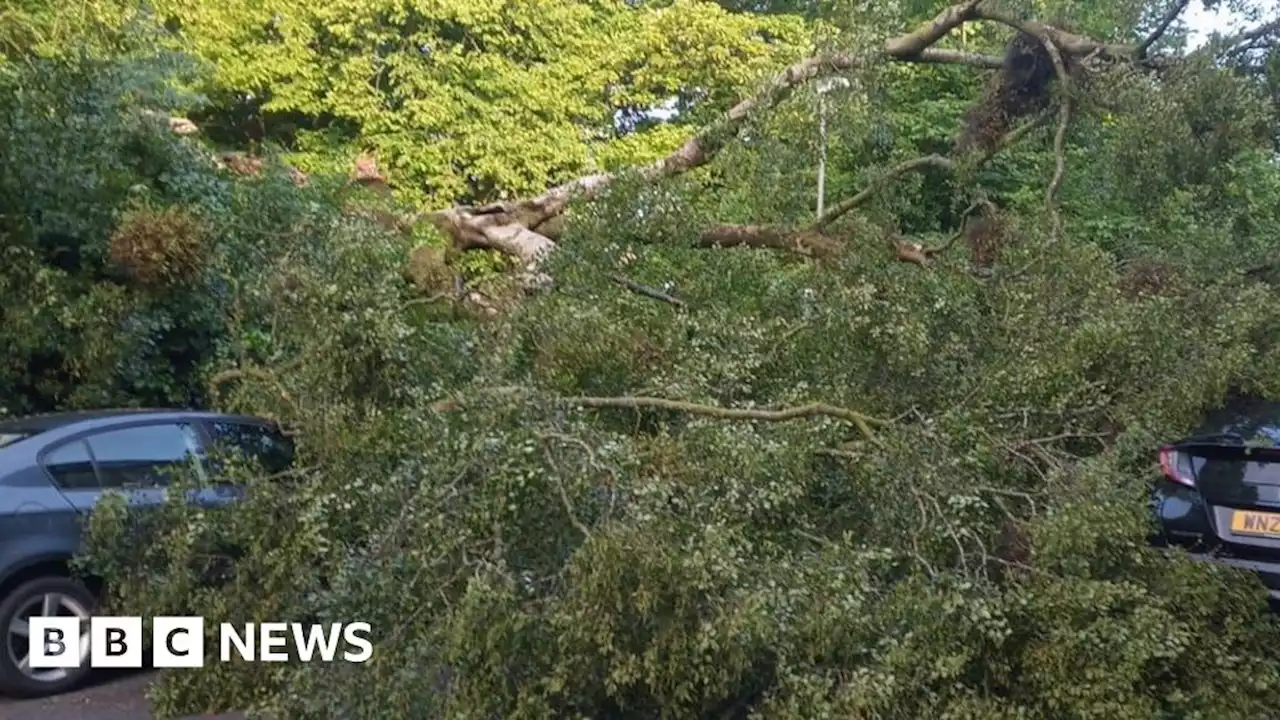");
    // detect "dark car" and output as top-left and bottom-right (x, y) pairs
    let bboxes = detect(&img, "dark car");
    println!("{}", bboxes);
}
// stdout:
(0, 408), (292, 698)
(1151, 398), (1280, 607)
